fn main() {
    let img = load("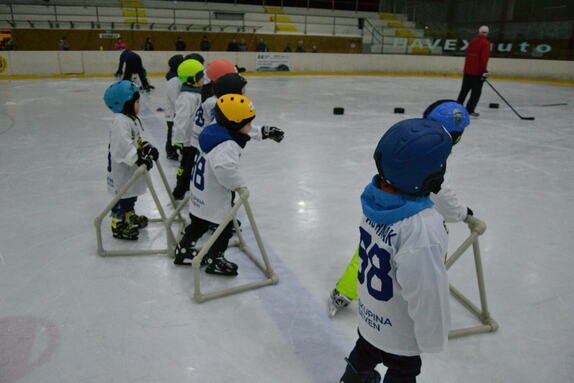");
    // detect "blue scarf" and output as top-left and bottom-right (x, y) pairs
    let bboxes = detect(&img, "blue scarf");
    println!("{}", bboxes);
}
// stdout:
(199, 123), (251, 154)
(360, 176), (434, 225)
